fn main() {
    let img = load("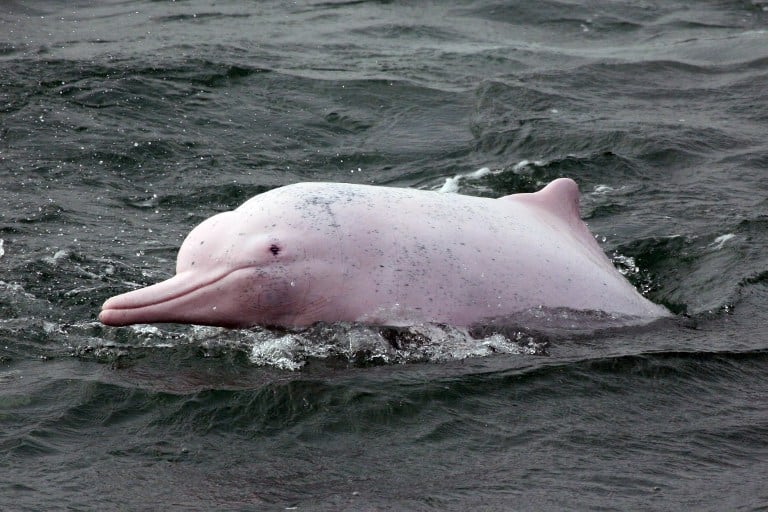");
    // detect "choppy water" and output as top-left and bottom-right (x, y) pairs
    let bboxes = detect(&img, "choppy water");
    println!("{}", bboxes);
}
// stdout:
(1, 1), (767, 510)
